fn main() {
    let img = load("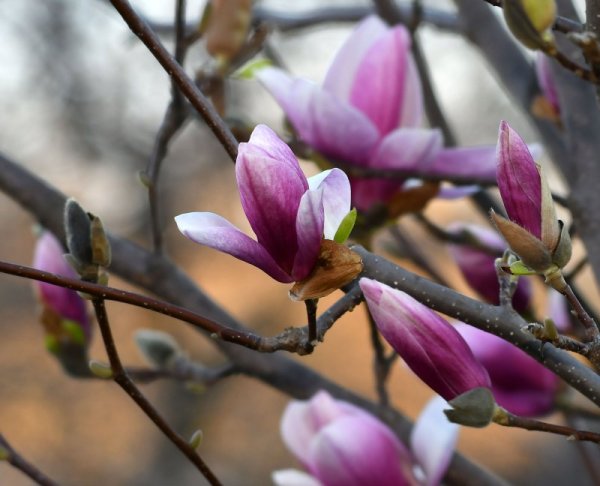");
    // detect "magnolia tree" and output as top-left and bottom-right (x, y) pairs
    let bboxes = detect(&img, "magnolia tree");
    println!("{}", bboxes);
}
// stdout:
(3, 0), (600, 484)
